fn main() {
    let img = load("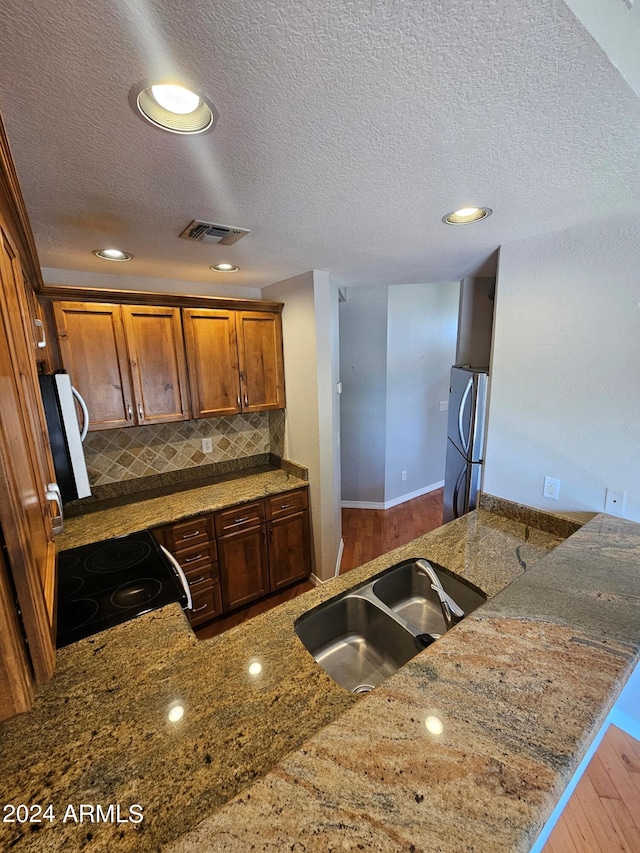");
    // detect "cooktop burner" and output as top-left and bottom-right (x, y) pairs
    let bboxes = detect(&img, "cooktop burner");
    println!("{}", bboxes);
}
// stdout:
(56, 530), (188, 647)
(87, 540), (153, 573)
